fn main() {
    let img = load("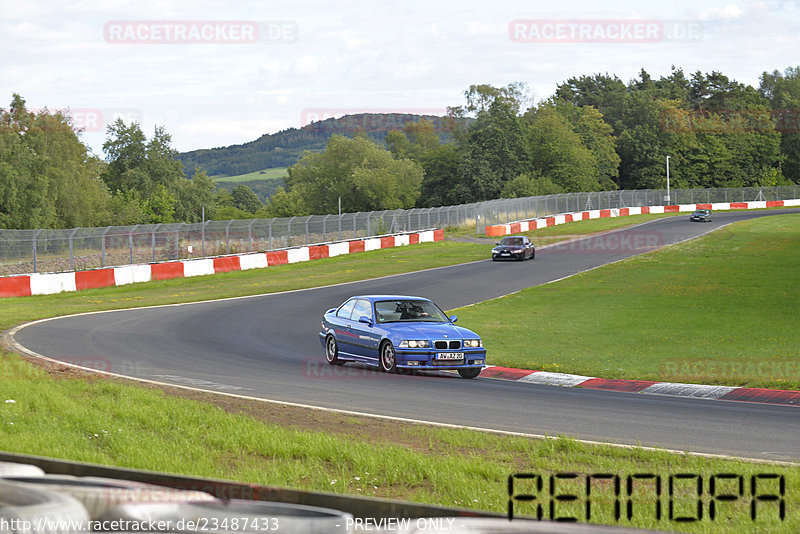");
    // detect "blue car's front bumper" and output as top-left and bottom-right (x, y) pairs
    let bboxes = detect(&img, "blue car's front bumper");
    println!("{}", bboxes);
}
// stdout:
(394, 348), (487, 370)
